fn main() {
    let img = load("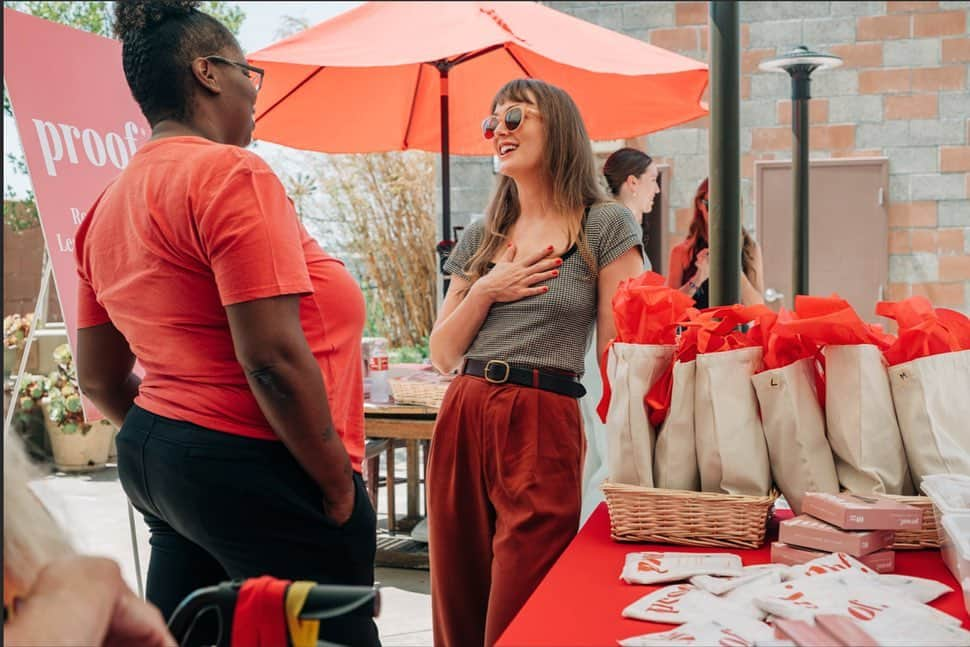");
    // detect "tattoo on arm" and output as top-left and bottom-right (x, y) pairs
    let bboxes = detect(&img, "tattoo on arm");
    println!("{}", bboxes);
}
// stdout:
(249, 366), (291, 399)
